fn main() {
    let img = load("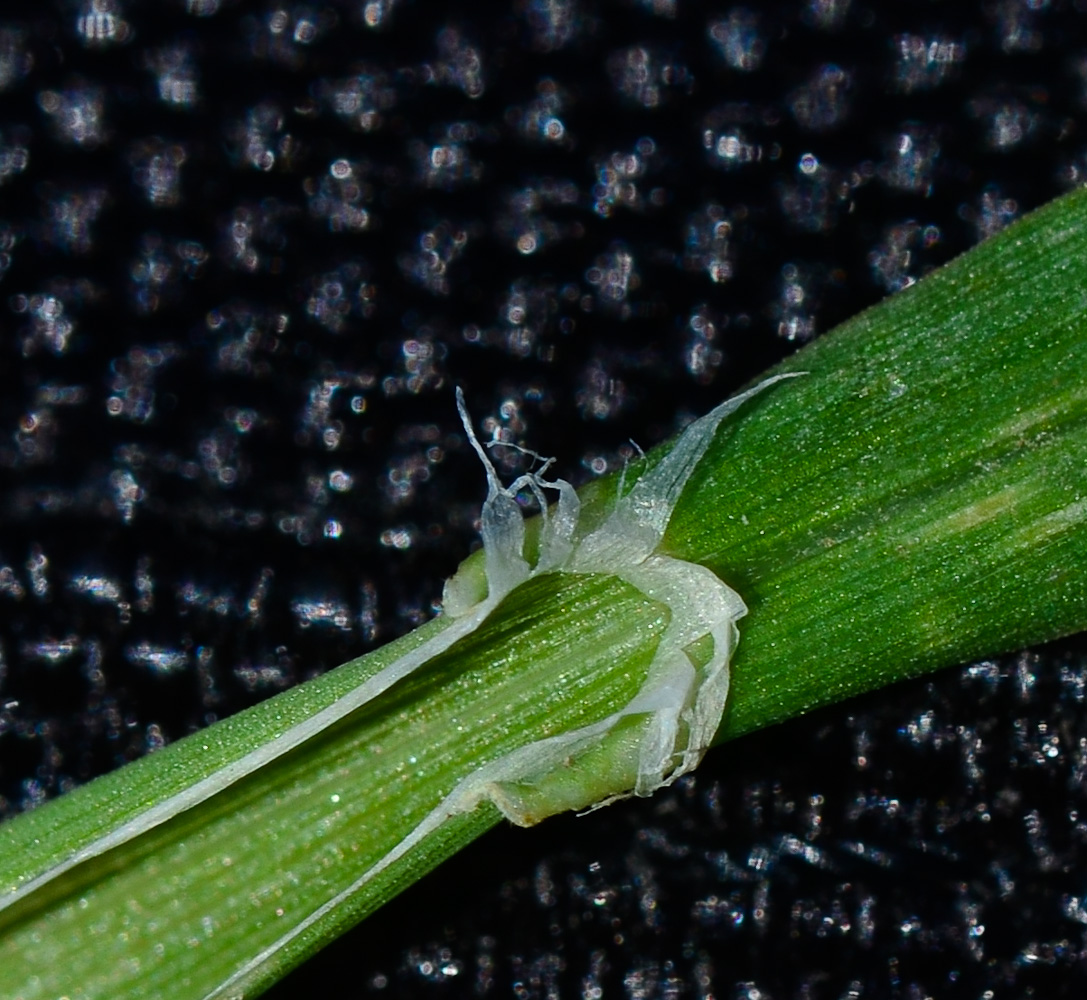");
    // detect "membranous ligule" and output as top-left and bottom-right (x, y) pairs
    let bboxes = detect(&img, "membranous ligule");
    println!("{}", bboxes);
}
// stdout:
(320, 377), (802, 892)
(430, 379), (789, 828)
